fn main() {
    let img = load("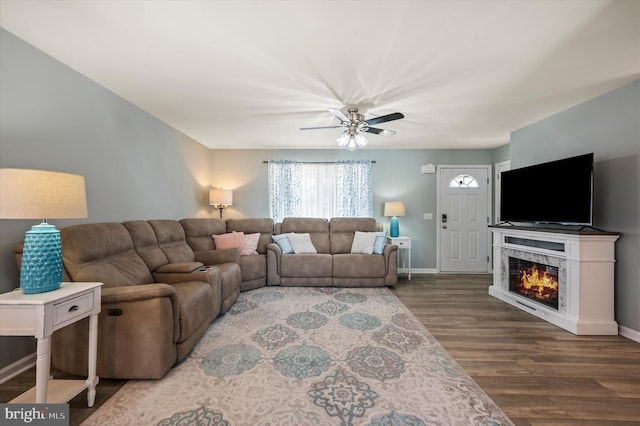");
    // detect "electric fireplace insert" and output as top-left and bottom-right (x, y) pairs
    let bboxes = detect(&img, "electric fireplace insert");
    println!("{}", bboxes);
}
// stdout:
(508, 257), (559, 310)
